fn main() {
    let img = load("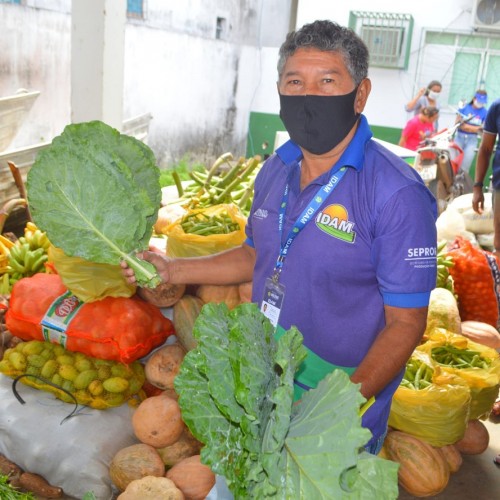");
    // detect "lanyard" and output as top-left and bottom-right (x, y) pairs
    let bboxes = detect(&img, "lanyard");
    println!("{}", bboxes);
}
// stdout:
(274, 165), (348, 279)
